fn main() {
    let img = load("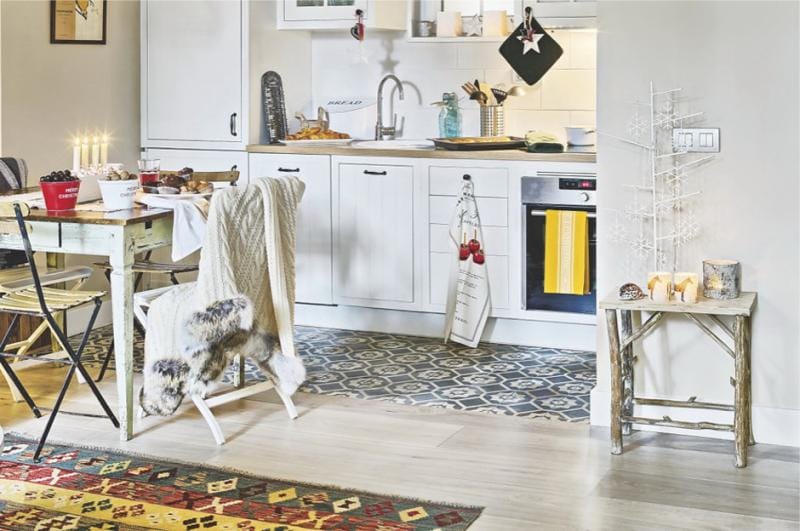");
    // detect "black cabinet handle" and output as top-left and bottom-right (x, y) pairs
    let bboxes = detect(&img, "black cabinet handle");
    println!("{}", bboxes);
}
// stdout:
(278, 167), (300, 172)
(230, 113), (238, 136)
(363, 169), (387, 175)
